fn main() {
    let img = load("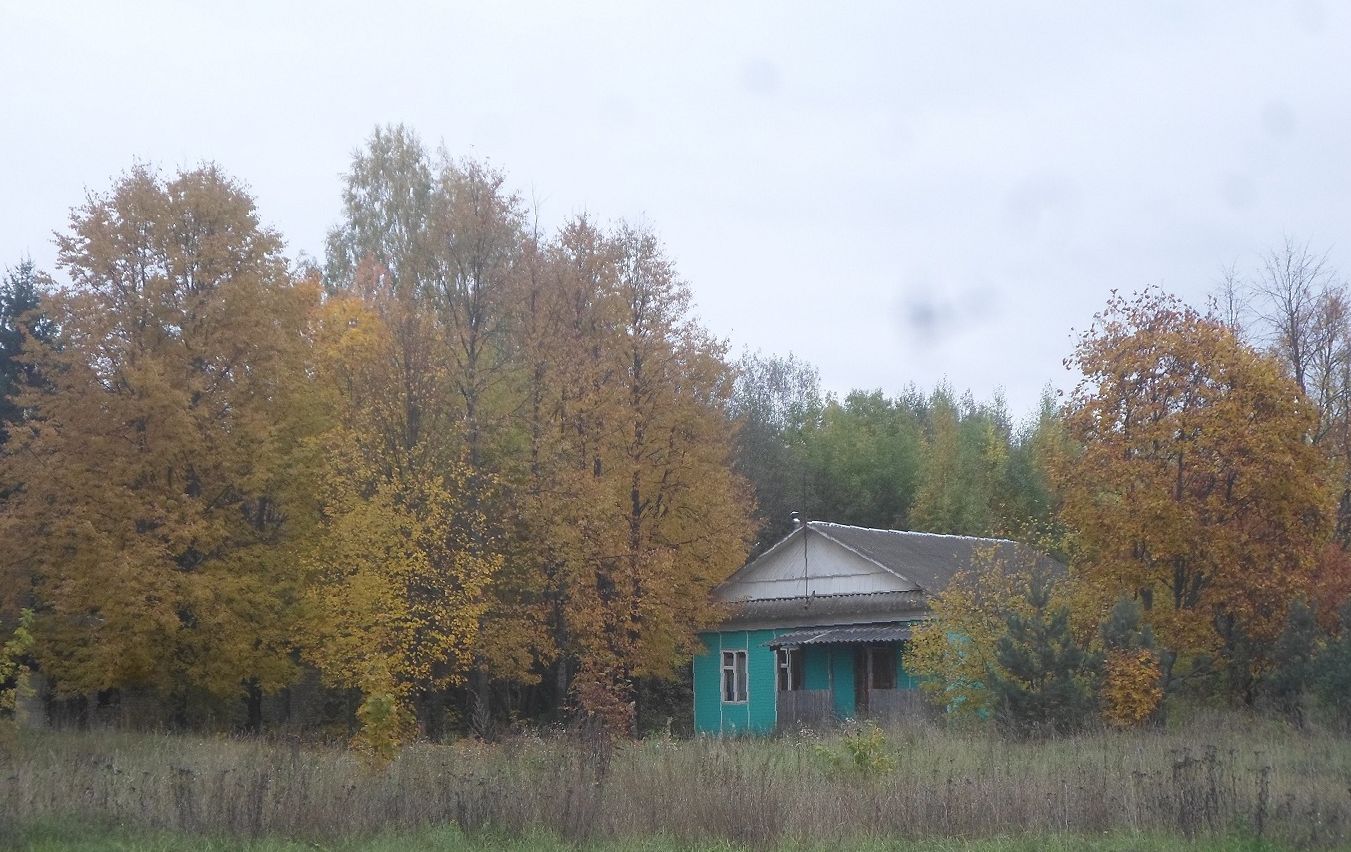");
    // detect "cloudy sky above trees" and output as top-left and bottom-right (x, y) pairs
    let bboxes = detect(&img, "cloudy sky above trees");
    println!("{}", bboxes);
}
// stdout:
(2, 0), (1348, 414)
